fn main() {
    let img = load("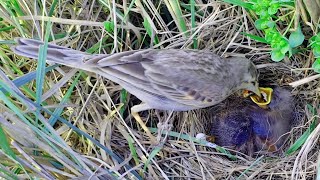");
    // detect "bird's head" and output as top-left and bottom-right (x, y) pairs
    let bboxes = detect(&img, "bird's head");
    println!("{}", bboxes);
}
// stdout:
(228, 57), (261, 97)
(237, 60), (261, 97)
(230, 59), (273, 108)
